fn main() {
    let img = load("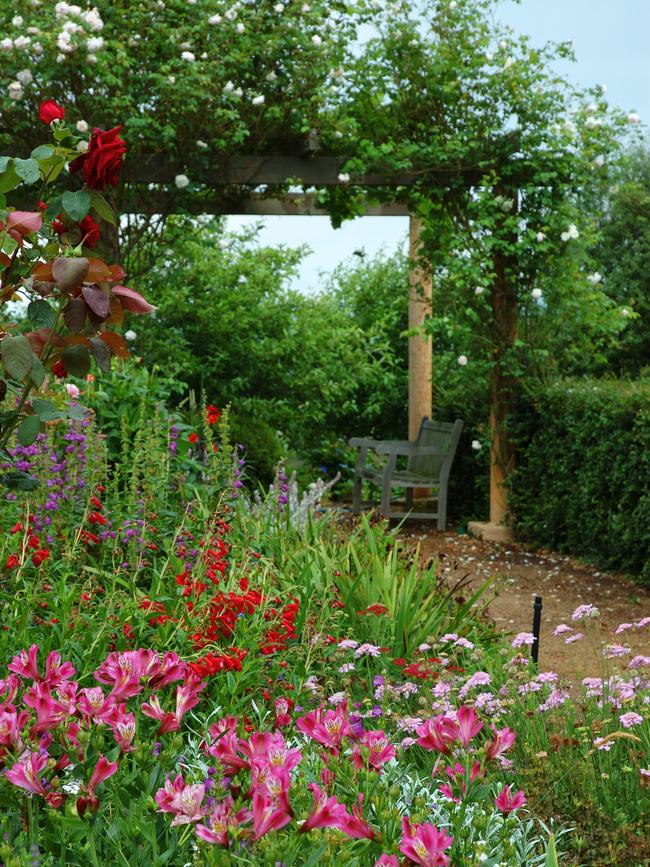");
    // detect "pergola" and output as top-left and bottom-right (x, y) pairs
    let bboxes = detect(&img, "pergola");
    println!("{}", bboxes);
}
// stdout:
(122, 150), (521, 528)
